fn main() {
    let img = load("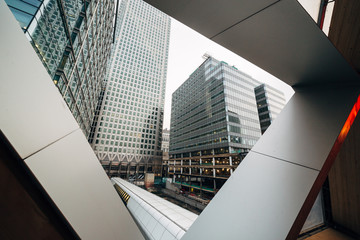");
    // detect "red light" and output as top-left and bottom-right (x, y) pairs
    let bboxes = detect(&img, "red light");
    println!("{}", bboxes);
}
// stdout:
(287, 94), (360, 239)
(338, 94), (360, 142)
